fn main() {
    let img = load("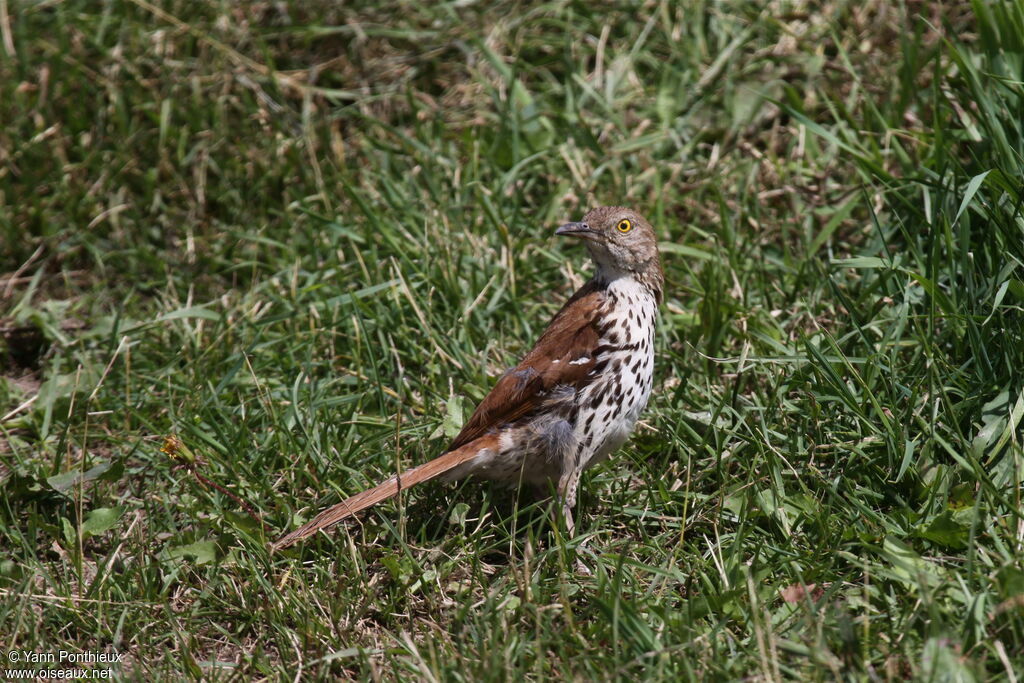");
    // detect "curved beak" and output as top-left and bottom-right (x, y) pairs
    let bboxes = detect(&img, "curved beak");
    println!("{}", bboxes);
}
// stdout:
(555, 222), (599, 240)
